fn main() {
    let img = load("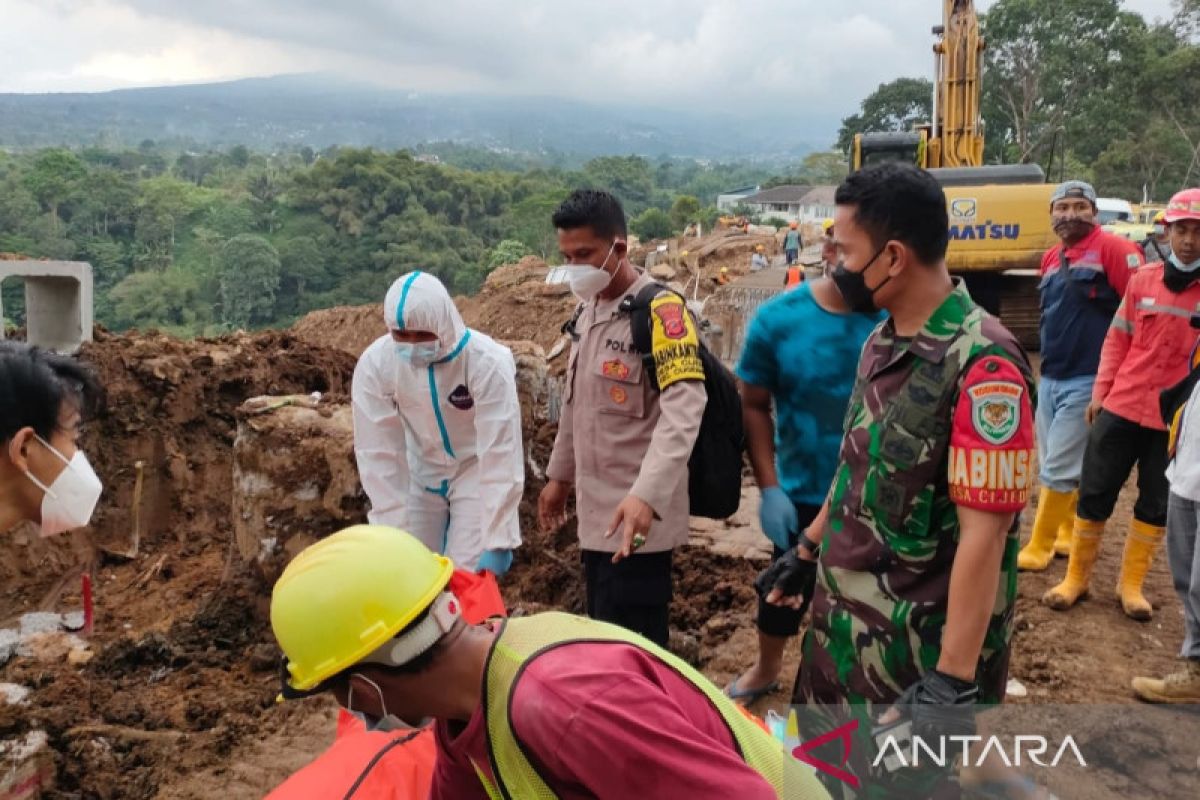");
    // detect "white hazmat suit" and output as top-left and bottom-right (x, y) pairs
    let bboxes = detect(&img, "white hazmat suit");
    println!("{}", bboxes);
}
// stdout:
(351, 272), (524, 570)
